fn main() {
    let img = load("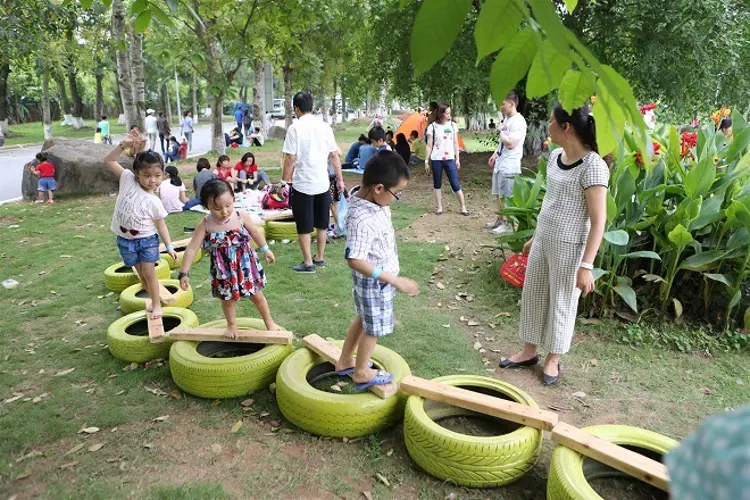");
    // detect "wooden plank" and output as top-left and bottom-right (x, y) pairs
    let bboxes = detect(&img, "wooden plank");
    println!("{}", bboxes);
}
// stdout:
(131, 267), (175, 305)
(301, 334), (398, 399)
(168, 327), (293, 345)
(146, 304), (166, 344)
(260, 210), (294, 222)
(158, 238), (192, 252)
(399, 375), (559, 431)
(551, 422), (669, 492)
